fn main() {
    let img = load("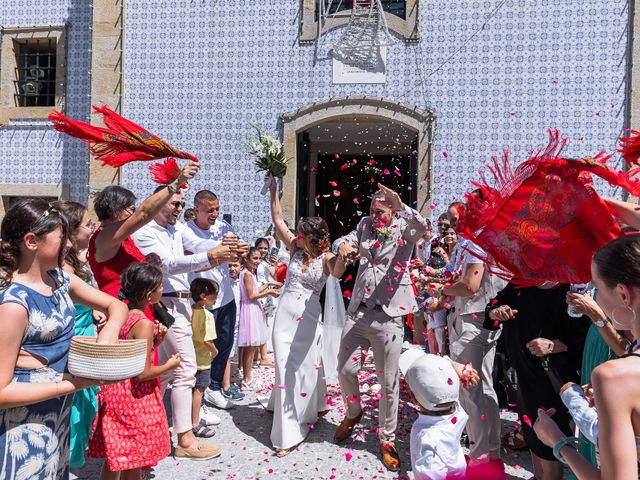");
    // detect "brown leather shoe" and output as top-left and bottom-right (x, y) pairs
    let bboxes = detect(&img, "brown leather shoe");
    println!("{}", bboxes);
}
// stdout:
(379, 441), (400, 472)
(333, 411), (363, 443)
